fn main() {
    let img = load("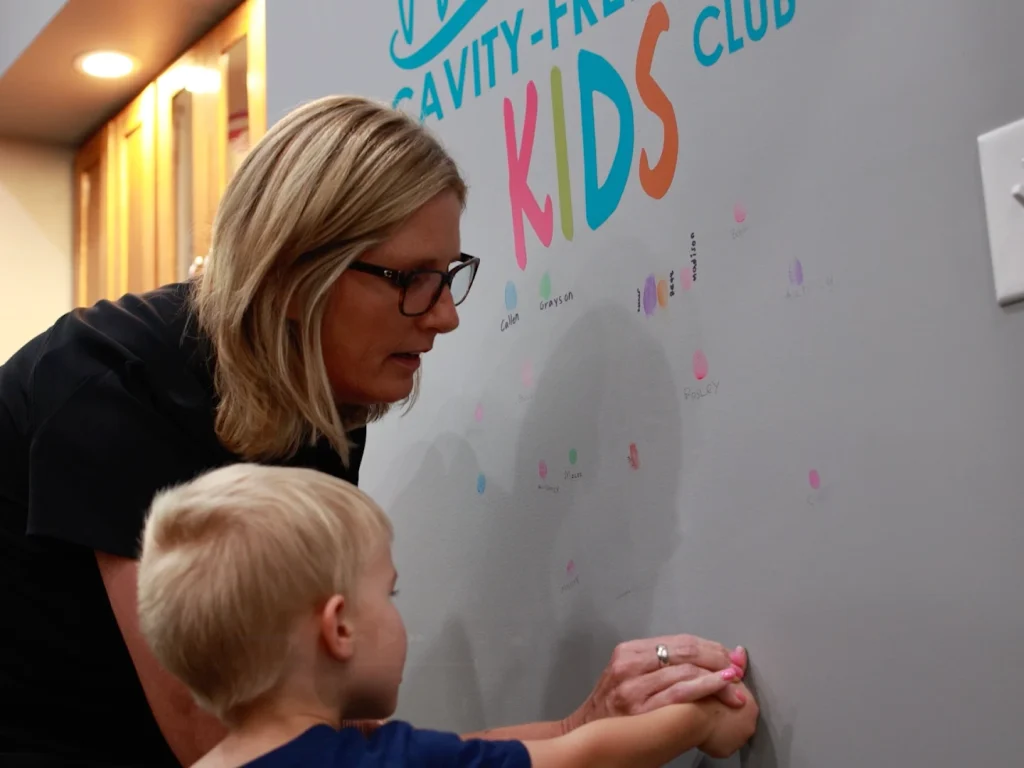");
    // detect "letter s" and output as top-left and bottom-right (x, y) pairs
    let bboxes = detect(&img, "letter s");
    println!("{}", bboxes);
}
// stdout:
(636, 2), (678, 199)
